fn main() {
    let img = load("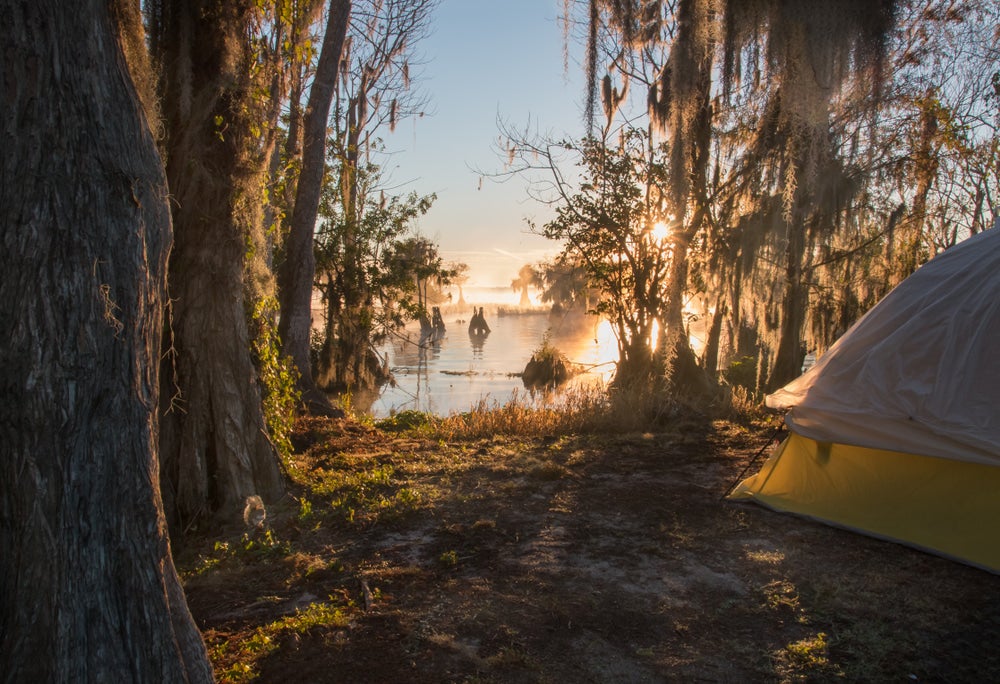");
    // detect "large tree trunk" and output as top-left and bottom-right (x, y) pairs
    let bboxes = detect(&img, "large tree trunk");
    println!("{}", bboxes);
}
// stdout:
(659, 0), (715, 399)
(155, 0), (284, 529)
(279, 0), (351, 415)
(0, 1), (212, 680)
